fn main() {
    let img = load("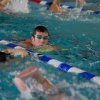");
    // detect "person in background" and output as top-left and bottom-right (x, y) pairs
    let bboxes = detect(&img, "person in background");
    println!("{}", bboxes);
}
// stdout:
(0, 0), (29, 13)
(13, 66), (53, 93)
